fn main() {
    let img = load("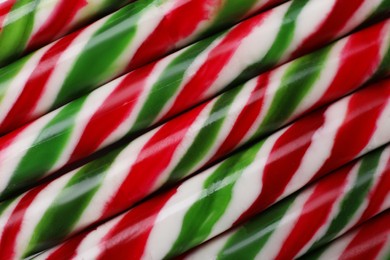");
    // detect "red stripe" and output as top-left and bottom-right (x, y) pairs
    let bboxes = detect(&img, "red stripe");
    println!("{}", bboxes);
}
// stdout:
(27, 0), (87, 50)
(129, 0), (219, 69)
(358, 156), (390, 224)
(313, 80), (390, 180)
(291, 0), (365, 58)
(45, 232), (89, 260)
(0, 30), (82, 134)
(237, 110), (326, 223)
(163, 13), (266, 120)
(314, 21), (387, 108)
(0, 184), (48, 259)
(102, 102), (208, 218)
(0, 0), (16, 30)
(275, 169), (350, 259)
(211, 73), (270, 160)
(69, 64), (156, 163)
(97, 189), (177, 260)
(341, 212), (390, 260)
